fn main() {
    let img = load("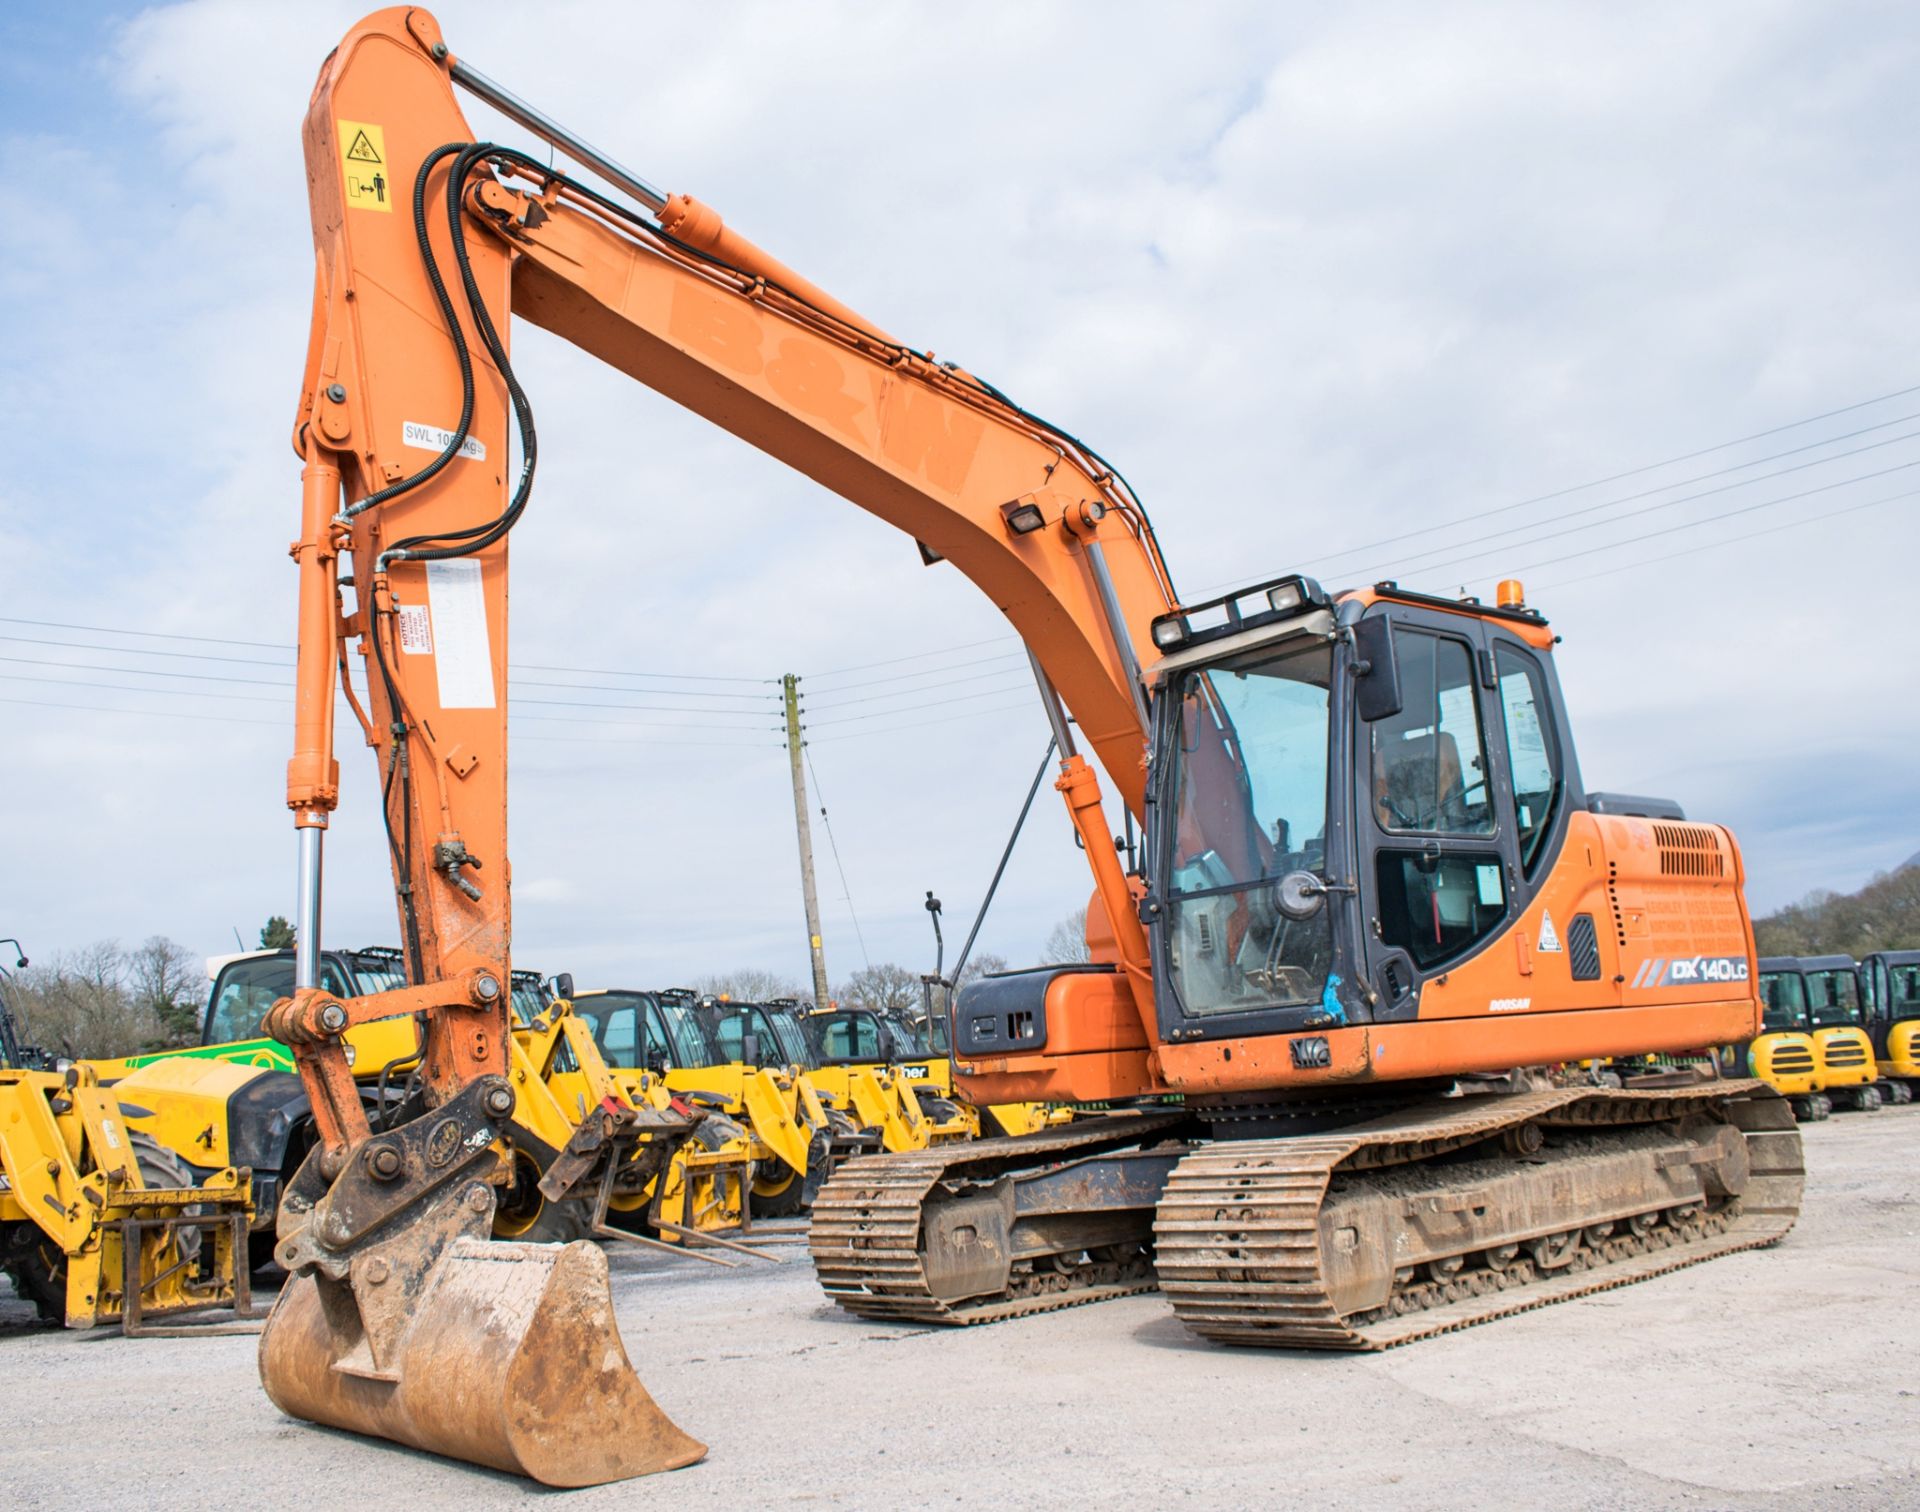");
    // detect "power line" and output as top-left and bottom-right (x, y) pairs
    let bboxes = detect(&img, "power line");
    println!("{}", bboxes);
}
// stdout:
(807, 695), (1041, 743)
(806, 682), (1043, 728)
(0, 694), (283, 728)
(0, 671), (284, 704)
(0, 616), (287, 651)
(1429, 463), (1920, 583)
(0, 617), (773, 685)
(1374, 427), (1920, 583)
(803, 664), (1032, 712)
(1249, 380), (1920, 585)
(803, 649), (1027, 695)
(805, 633), (1014, 680)
(803, 746), (872, 974)
(1534, 485), (1920, 591)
